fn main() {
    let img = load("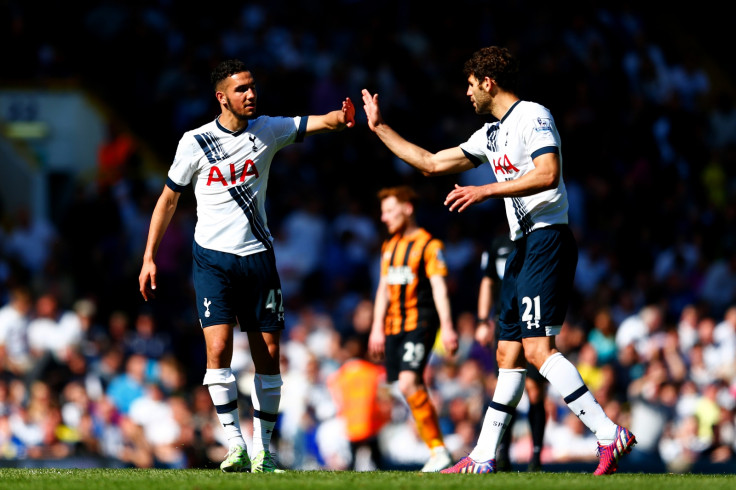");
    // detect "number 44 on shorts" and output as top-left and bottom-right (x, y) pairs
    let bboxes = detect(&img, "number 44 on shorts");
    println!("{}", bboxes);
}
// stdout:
(265, 288), (285, 321)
